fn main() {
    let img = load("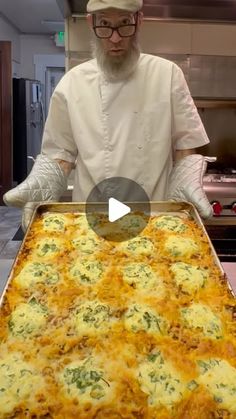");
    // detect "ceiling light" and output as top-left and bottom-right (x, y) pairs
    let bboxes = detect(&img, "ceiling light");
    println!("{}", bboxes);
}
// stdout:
(41, 20), (65, 31)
